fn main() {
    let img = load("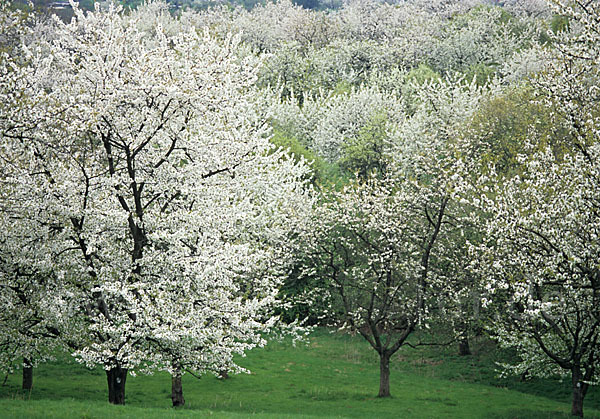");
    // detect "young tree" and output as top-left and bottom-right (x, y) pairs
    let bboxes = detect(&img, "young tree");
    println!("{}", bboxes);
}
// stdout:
(294, 76), (485, 396)
(0, 1), (312, 405)
(296, 168), (466, 397)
